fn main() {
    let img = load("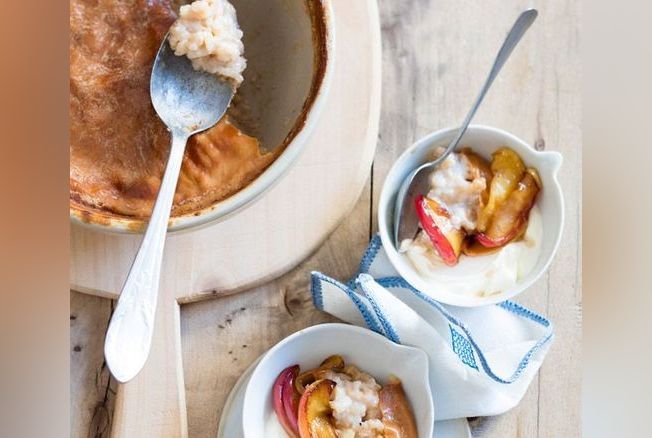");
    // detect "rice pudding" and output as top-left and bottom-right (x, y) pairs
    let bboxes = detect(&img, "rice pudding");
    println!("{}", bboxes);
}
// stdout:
(169, 0), (246, 85)
(324, 366), (385, 438)
(424, 148), (487, 231)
